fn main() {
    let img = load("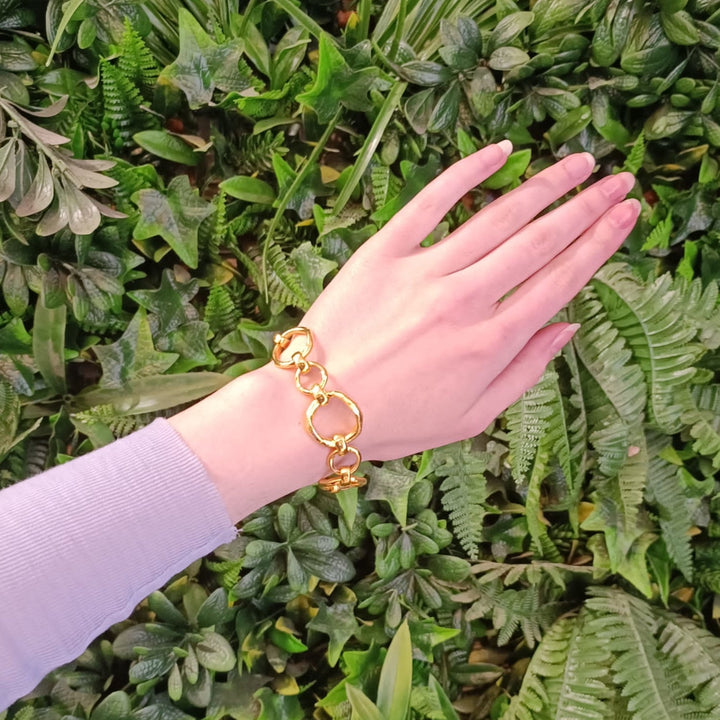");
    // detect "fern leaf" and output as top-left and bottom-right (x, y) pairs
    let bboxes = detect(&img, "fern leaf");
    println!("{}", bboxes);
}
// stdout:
(561, 337), (589, 529)
(101, 60), (157, 150)
(569, 284), (646, 475)
(592, 264), (703, 433)
(506, 371), (556, 484)
(233, 130), (288, 175)
(116, 19), (159, 99)
(245, 237), (309, 313)
(623, 130), (646, 174)
(432, 441), (490, 561)
(512, 612), (612, 720)
(658, 614), (720, 714)
(586, 587), (707, 720)
(204, 283), (241, 336)
(645, 432), (694, 580)
(672, 275), (720, 350)
(640, 212), (673, 251)
(680, 384), (720, 469)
